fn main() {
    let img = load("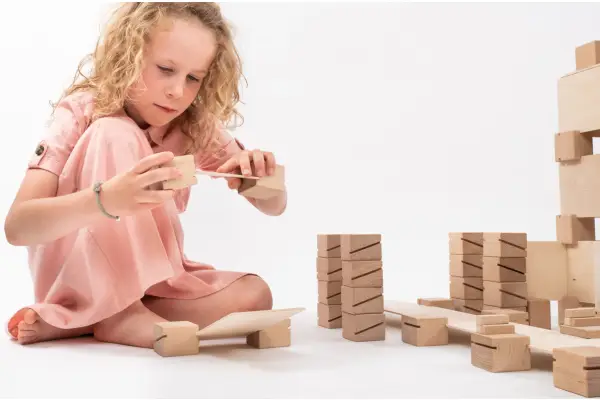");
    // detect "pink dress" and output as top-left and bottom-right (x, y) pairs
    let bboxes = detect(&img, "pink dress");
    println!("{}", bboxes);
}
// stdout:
(7, 91), (253, 336)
